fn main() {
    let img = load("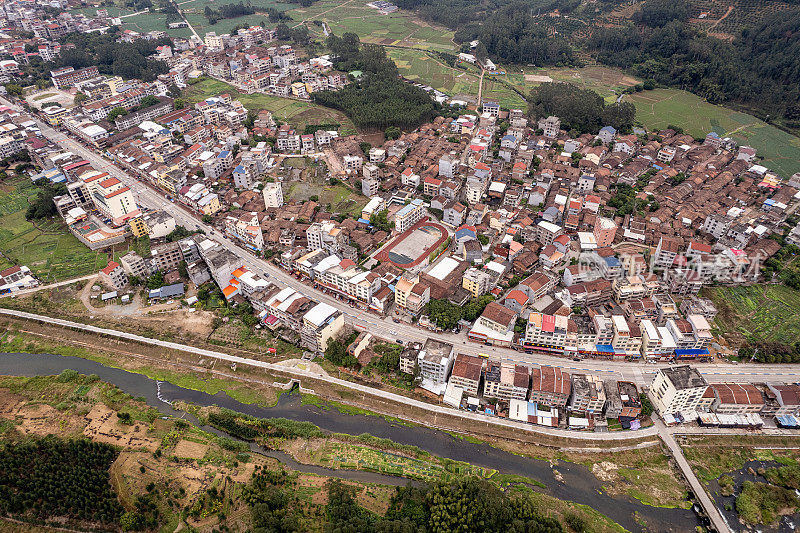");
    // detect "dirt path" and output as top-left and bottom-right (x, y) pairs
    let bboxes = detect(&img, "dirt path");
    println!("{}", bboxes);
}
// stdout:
(710, 5), (734, 29)
(477, 68), (485, 105)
